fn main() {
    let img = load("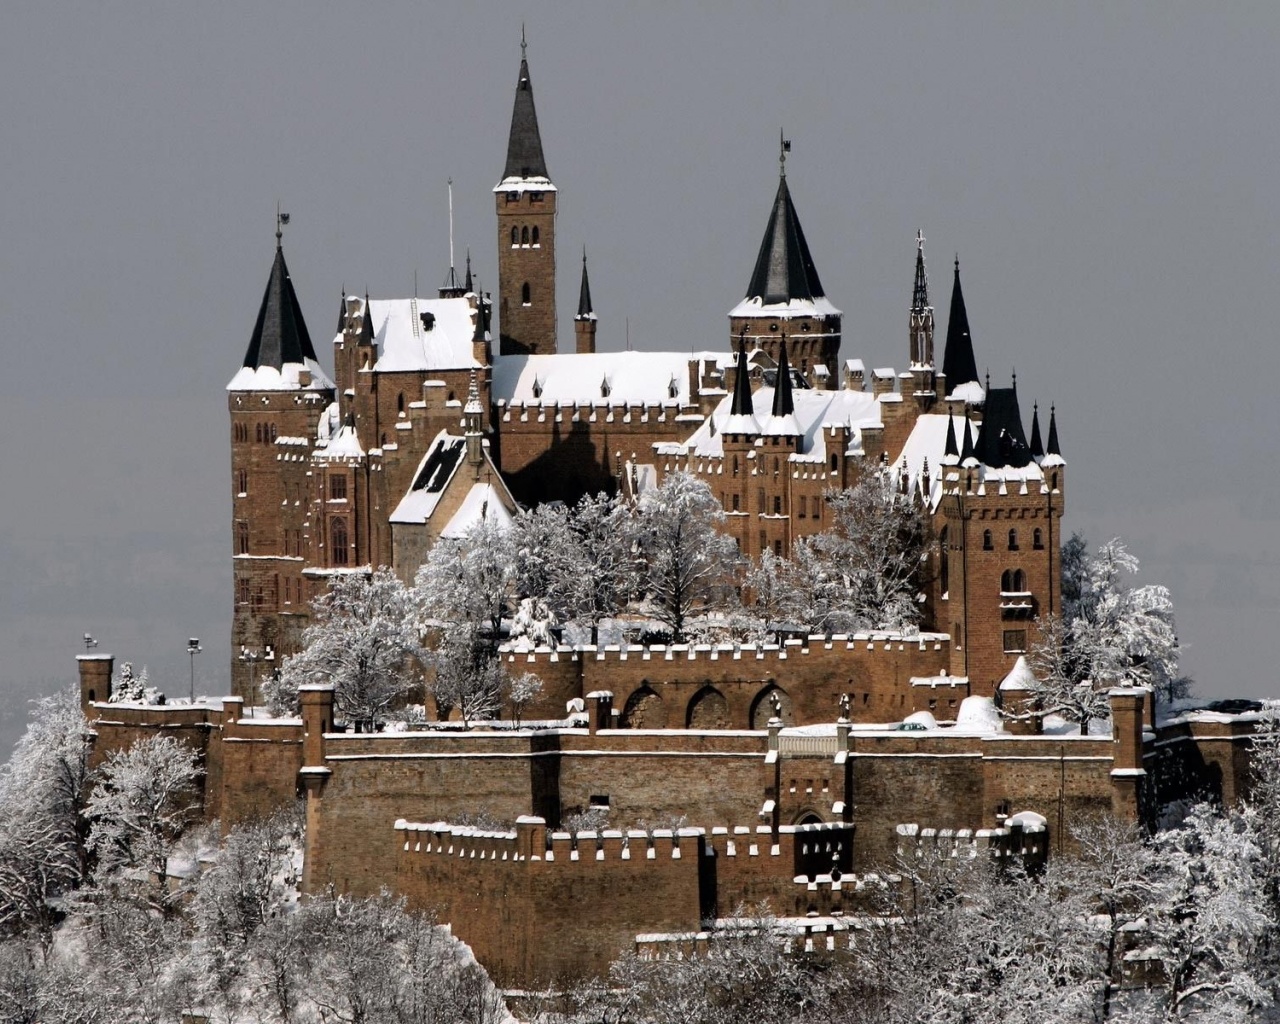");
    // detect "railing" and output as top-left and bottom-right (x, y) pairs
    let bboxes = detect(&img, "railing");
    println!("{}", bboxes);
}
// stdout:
(778, 734), (840, 756)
